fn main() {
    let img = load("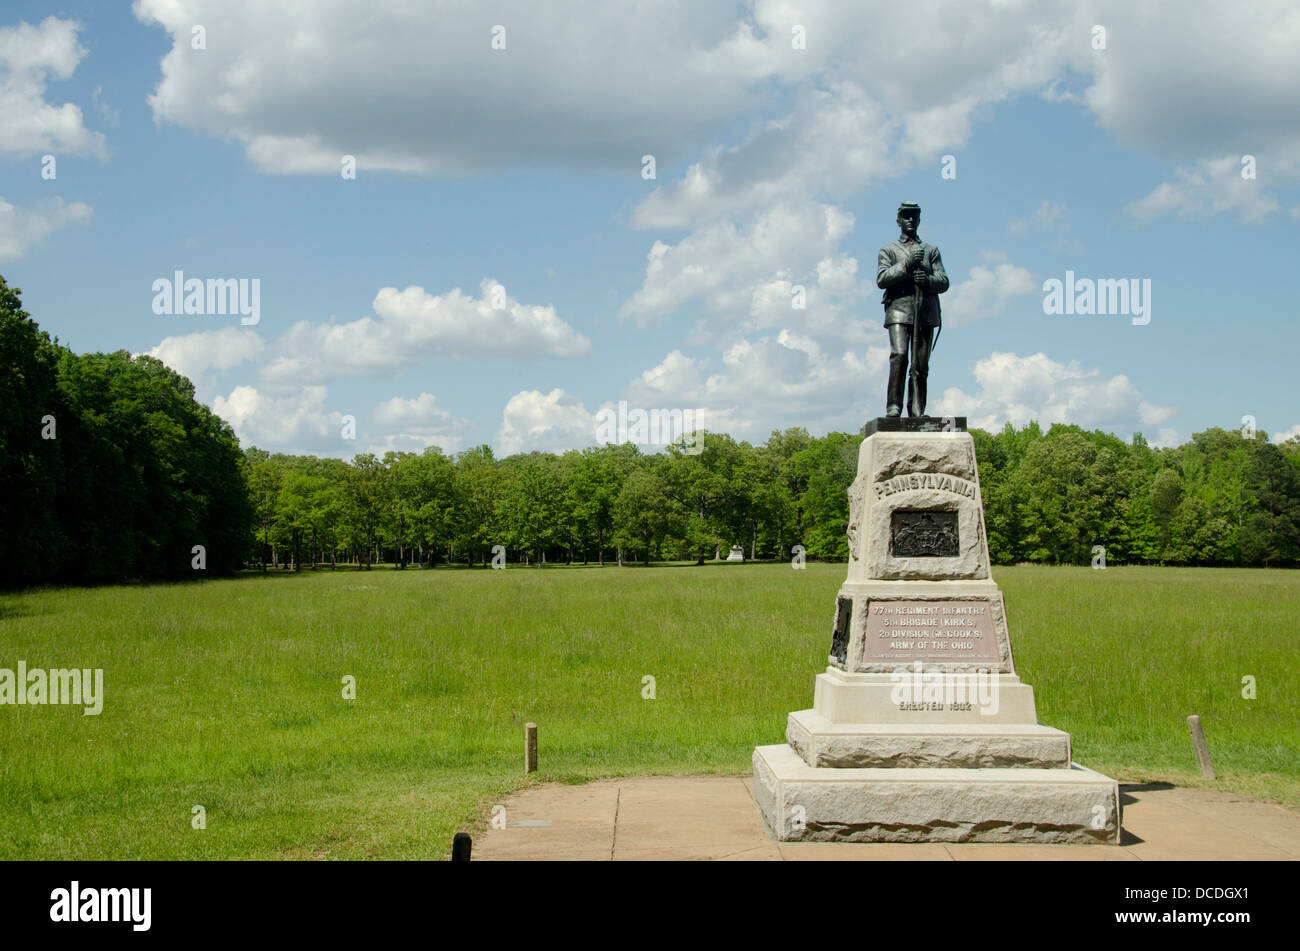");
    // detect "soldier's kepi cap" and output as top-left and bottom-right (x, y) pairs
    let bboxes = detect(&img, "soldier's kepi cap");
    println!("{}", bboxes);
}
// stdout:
(898, 201), (921, 216)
